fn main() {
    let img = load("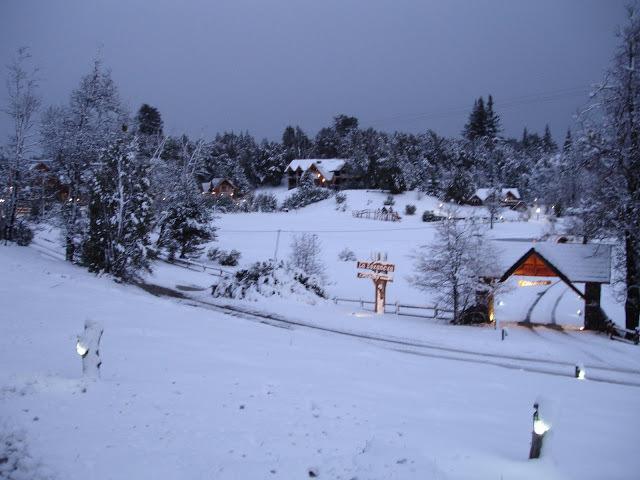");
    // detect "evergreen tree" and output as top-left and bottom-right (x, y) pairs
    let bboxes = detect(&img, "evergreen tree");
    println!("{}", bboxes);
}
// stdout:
(485, 95), (501, 139)
(542, 124), (557, 153)
(135, 104), (163, 137)
(462, 97), (487, 141)
(156, 137), (216, 259)
(563, 128), (573, 153)
(83, 127), (154, 280)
